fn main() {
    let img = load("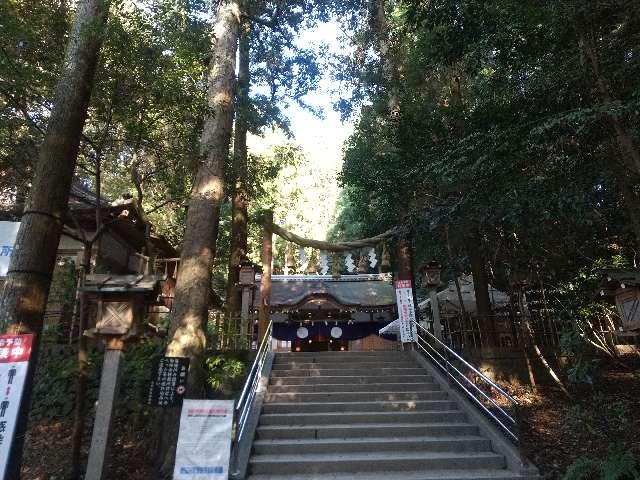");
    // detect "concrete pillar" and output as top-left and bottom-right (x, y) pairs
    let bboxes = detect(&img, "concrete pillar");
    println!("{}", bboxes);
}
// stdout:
(85, 345), (124, 480)
(240, 285), (251, 347)
(429, 289), (443, 341)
